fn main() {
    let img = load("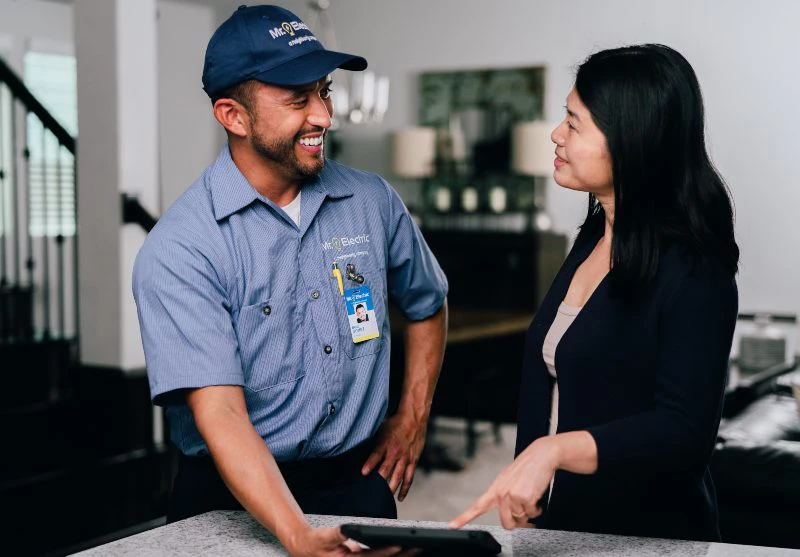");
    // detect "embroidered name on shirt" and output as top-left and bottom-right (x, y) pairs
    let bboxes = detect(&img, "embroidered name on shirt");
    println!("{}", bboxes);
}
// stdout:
(322, 234), (370, 251)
